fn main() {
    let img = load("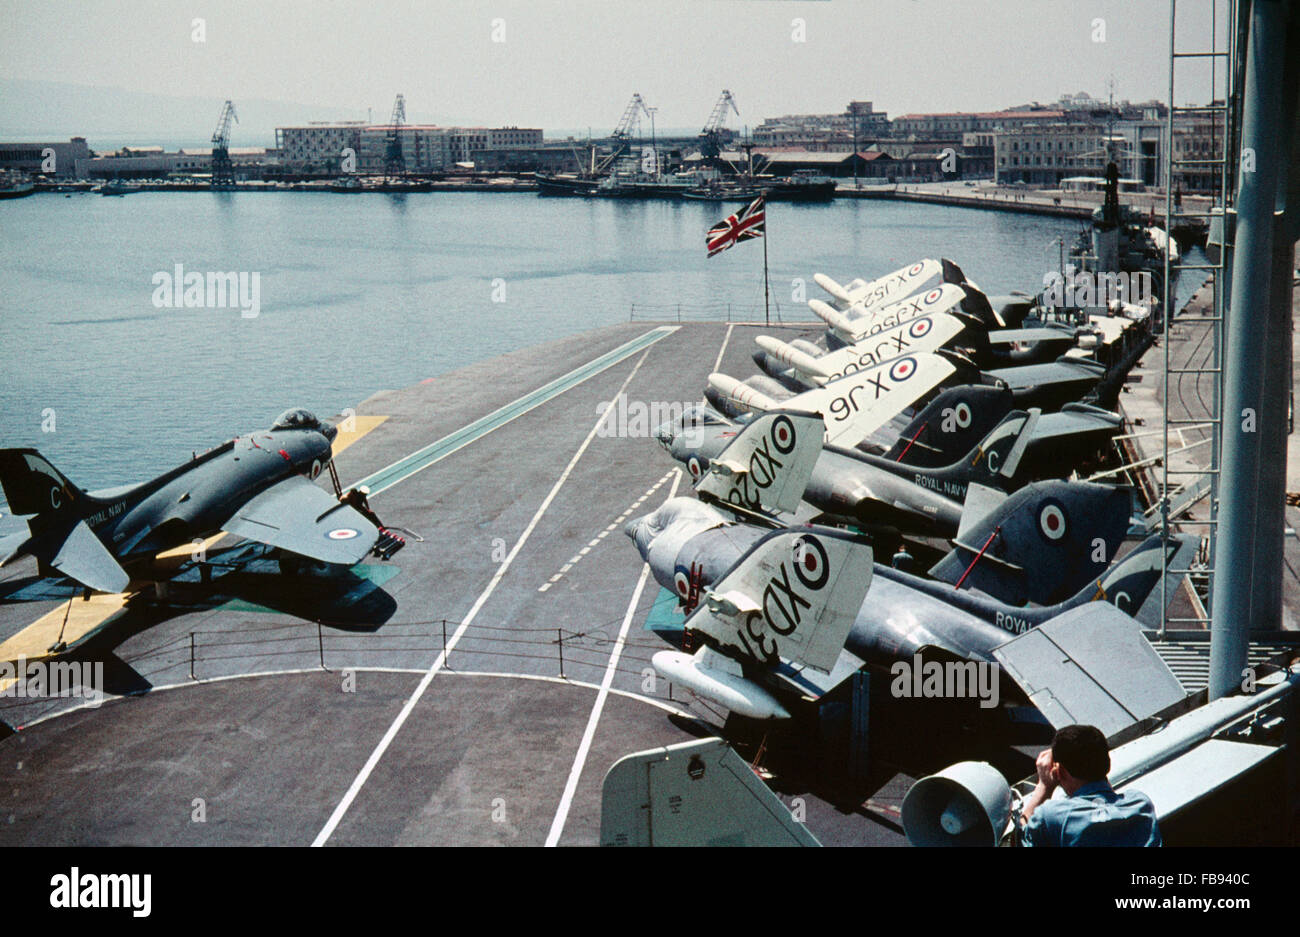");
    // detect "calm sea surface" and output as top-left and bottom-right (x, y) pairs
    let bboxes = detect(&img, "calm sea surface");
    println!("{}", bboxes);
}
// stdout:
(0, 190), (1165, 494)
